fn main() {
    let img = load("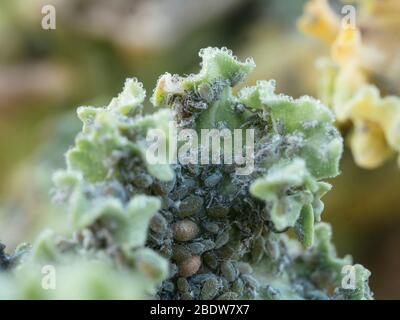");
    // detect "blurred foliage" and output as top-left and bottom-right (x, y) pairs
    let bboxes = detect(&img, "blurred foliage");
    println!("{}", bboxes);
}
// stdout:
(299, 0), (400, 169)
(299, 0), (400, 298)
